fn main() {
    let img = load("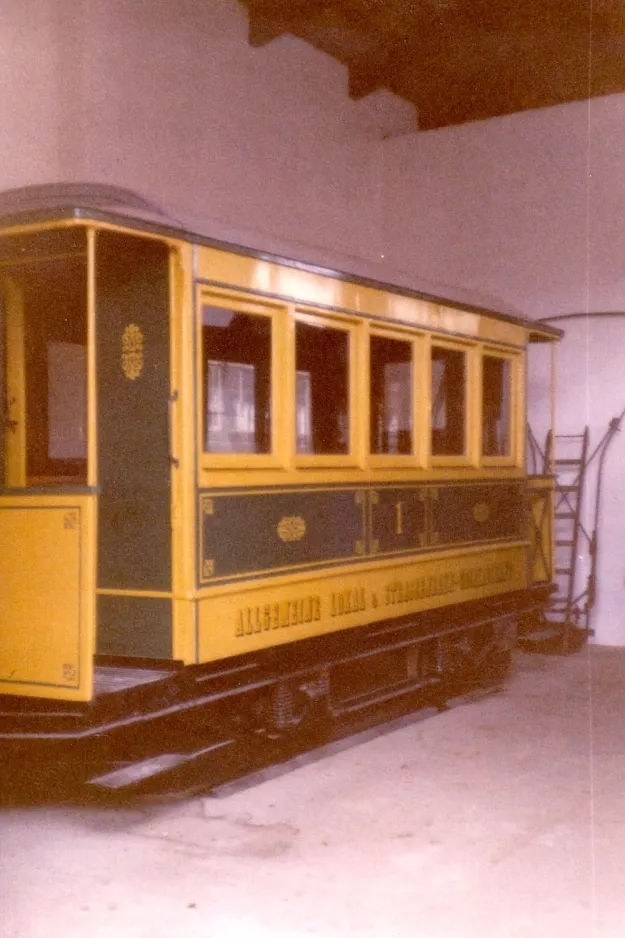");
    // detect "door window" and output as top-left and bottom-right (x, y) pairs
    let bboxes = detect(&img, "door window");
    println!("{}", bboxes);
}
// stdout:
(0, 228), (88, 485)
